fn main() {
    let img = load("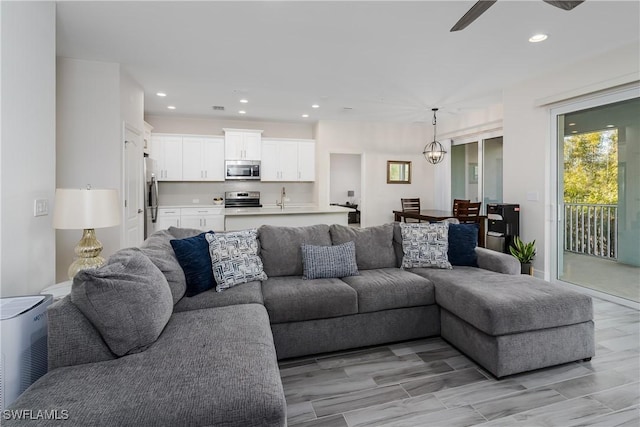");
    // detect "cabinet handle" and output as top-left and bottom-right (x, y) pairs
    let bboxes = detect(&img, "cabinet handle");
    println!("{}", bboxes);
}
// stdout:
(298, 171), (301, 179)
(205, 170), (208, 178)
(203, 218), (207, 226)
